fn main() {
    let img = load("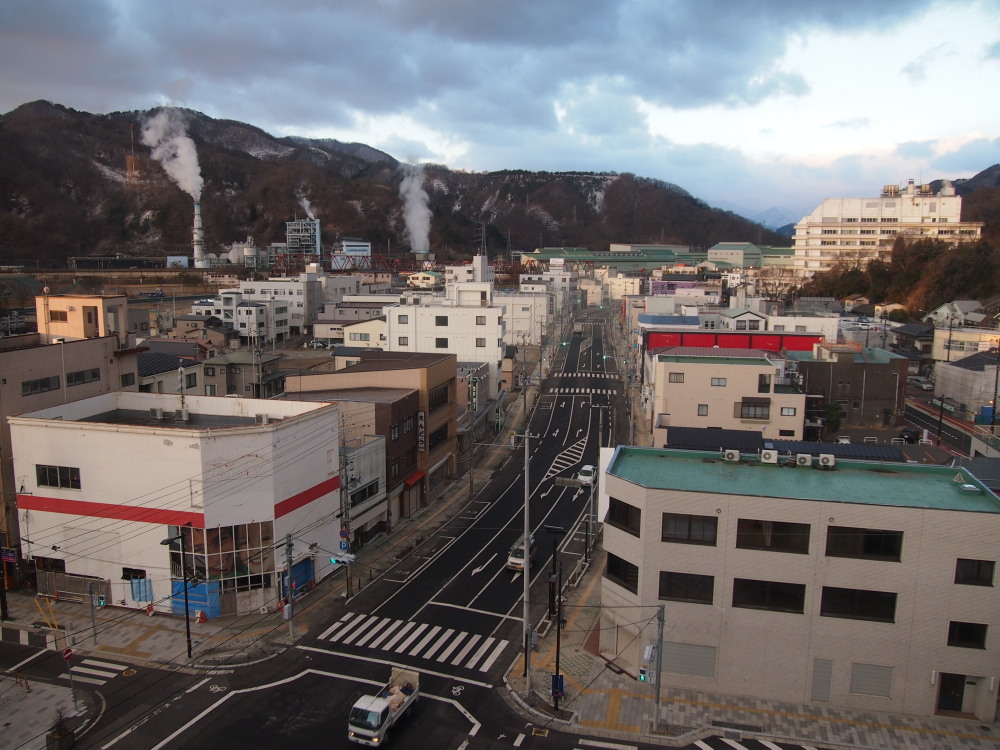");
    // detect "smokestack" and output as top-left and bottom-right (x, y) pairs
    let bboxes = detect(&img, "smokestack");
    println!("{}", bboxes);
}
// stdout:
(193, 201), (207, 269)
